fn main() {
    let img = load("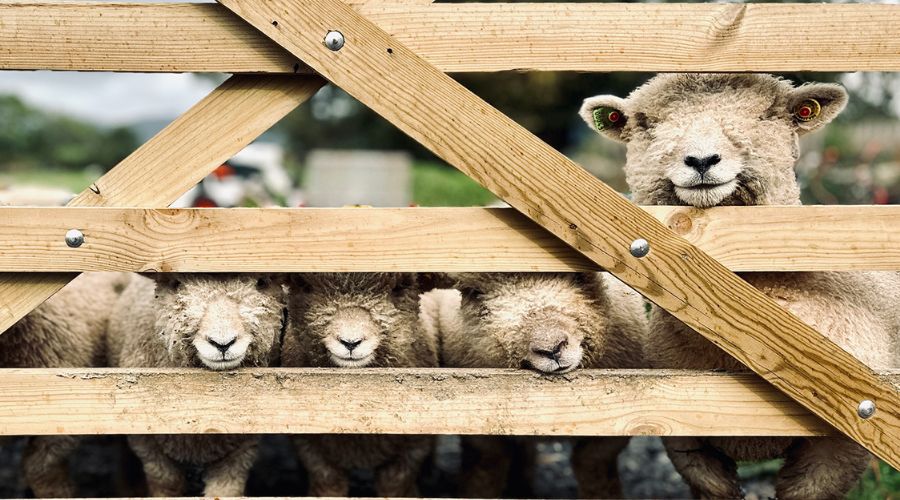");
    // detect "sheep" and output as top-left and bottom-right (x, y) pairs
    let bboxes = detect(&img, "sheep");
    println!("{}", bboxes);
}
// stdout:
(107, 273), (287, 497)
(0, 272), (129, 497)
(580, 73), (900, 499)
(422, 272), (648, 498)
(282, 272), (438, 497)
